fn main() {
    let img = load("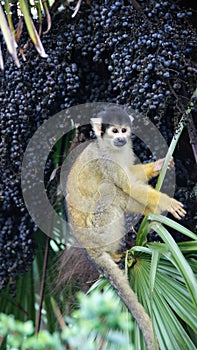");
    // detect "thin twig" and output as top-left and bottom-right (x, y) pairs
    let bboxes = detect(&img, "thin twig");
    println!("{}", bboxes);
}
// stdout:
(52, 298), (66, 330)
(35, 235), (50, 334)
(185, 88), (197, 163)
(186, 114), (197, 163)
(43, 0), (52, 35)
(72, 0), (83, 18)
